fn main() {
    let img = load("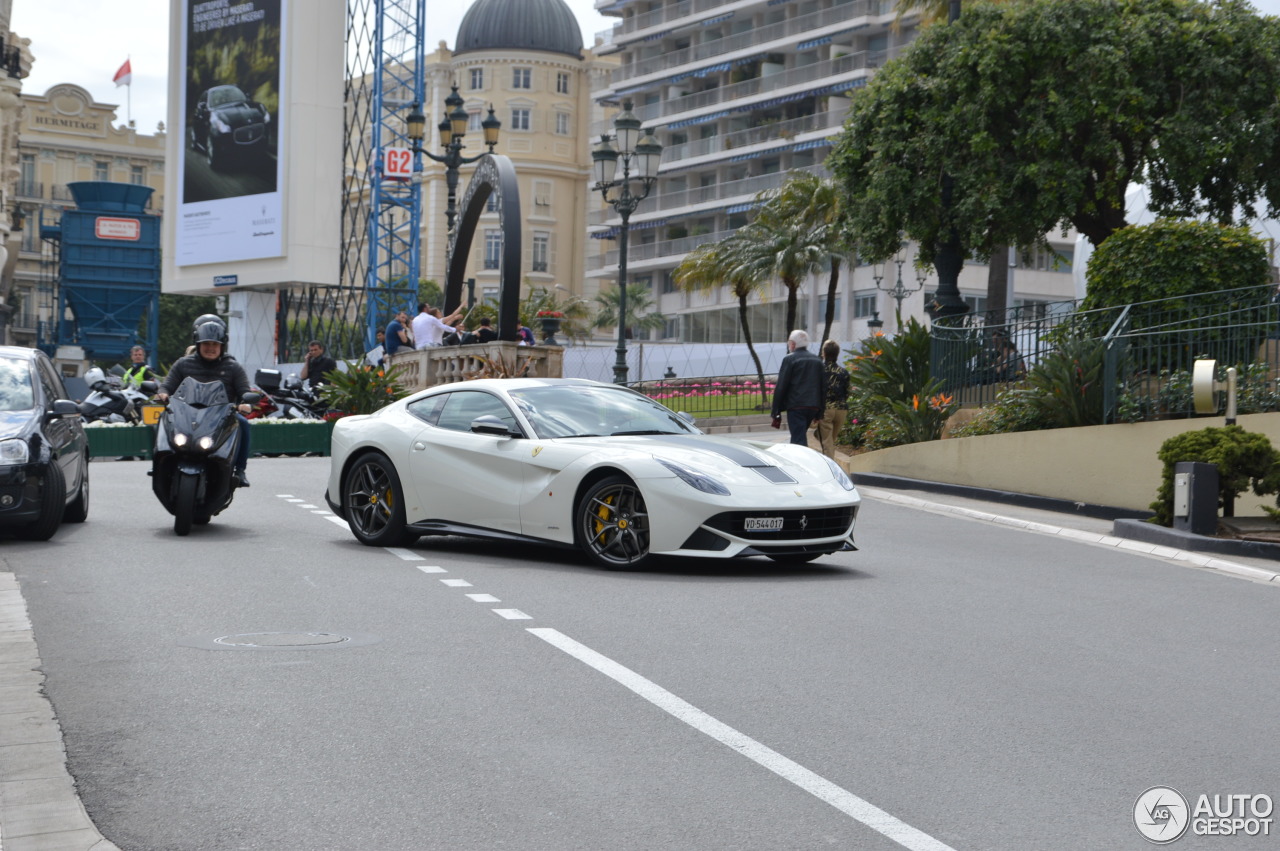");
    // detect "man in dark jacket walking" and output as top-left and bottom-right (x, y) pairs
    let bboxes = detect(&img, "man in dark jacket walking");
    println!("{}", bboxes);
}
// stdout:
(157, 321), (255, 487)
(771, 329), (824, 447)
